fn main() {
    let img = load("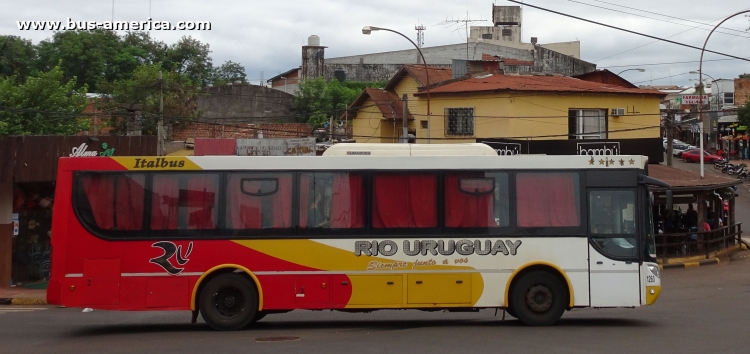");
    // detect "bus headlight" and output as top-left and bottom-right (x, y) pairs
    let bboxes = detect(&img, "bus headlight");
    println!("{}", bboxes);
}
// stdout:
(647, 264), (660, 278)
